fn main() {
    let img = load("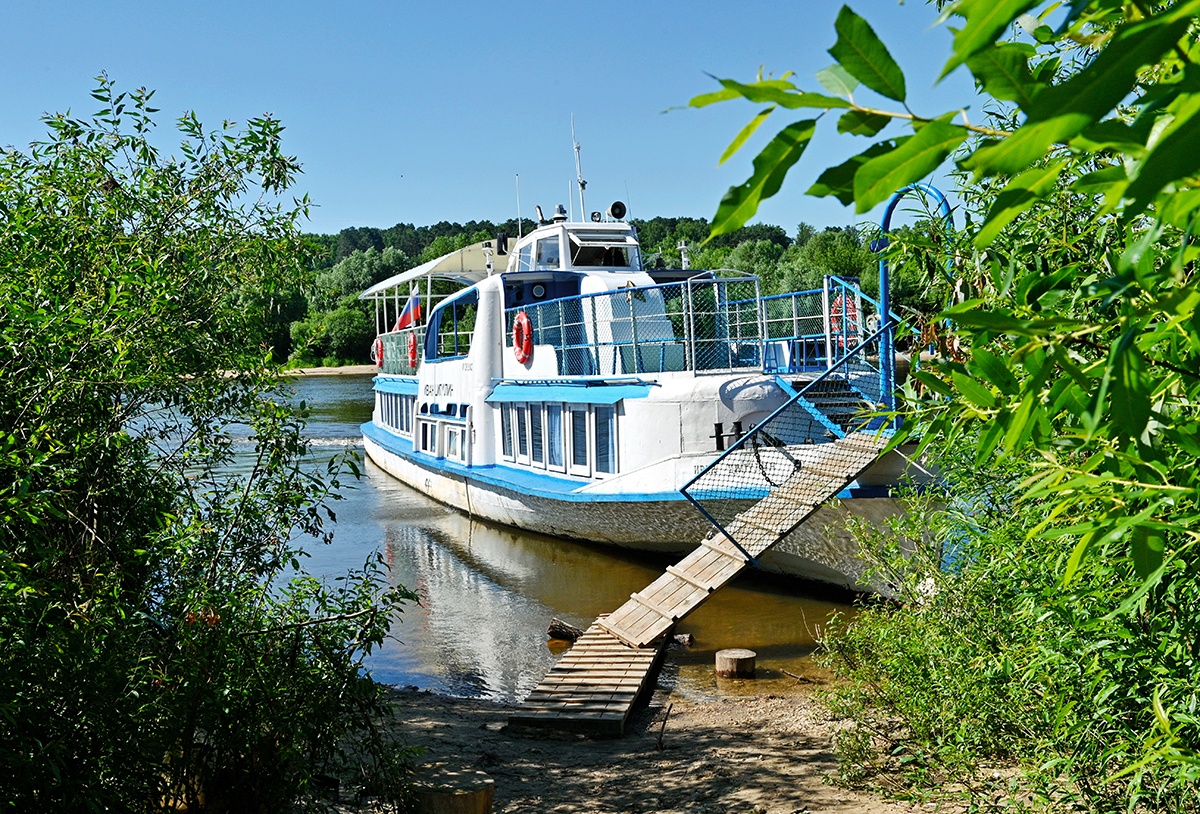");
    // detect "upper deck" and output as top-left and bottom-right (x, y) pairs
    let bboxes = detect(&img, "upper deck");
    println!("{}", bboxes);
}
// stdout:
(361, 215), (876, 380)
